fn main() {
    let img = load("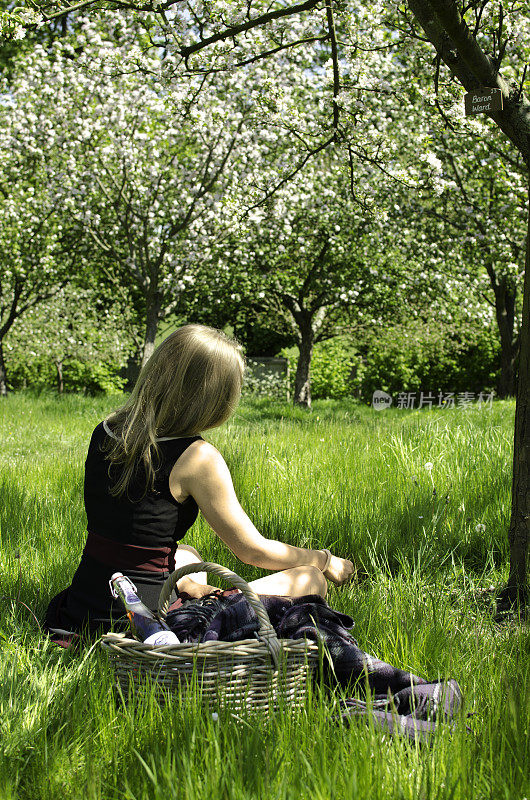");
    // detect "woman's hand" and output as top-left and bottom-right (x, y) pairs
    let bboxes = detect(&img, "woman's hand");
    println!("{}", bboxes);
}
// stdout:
(323, 554), (356, 586)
